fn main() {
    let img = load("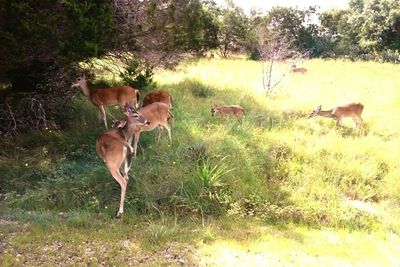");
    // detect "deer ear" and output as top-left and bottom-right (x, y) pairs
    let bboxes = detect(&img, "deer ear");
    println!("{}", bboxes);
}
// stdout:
(317, 105), (322, 111)
(118, 120), (127, 128)
(123, 102), (132, 112)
